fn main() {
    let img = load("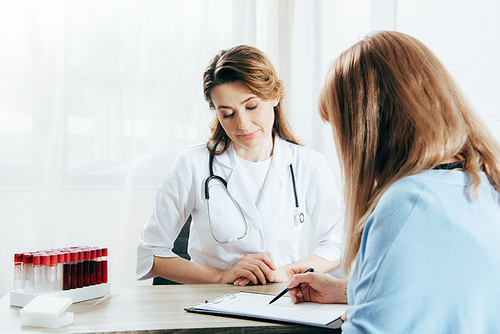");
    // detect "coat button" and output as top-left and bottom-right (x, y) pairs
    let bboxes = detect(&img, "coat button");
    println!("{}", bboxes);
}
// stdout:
(252, 222), (260, 229)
